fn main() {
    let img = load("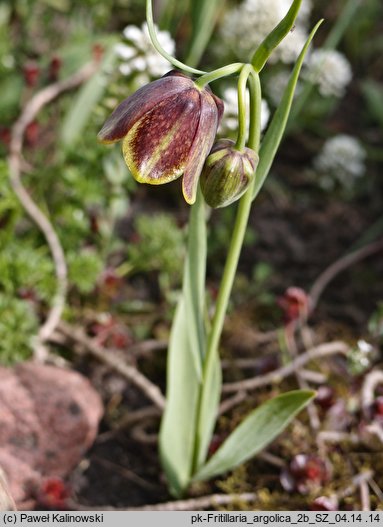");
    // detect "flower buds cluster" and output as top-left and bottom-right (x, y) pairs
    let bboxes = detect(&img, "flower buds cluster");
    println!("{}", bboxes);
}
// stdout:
(200, 139), (258, 208)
